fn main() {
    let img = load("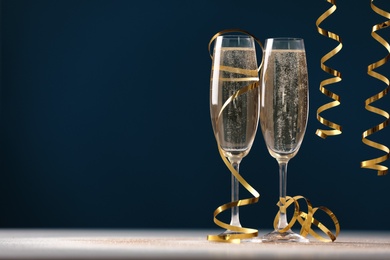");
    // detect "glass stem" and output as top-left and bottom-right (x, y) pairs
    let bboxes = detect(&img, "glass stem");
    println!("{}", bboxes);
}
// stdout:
(230, 160), (242, 228)
(277, 160), (289, 230)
